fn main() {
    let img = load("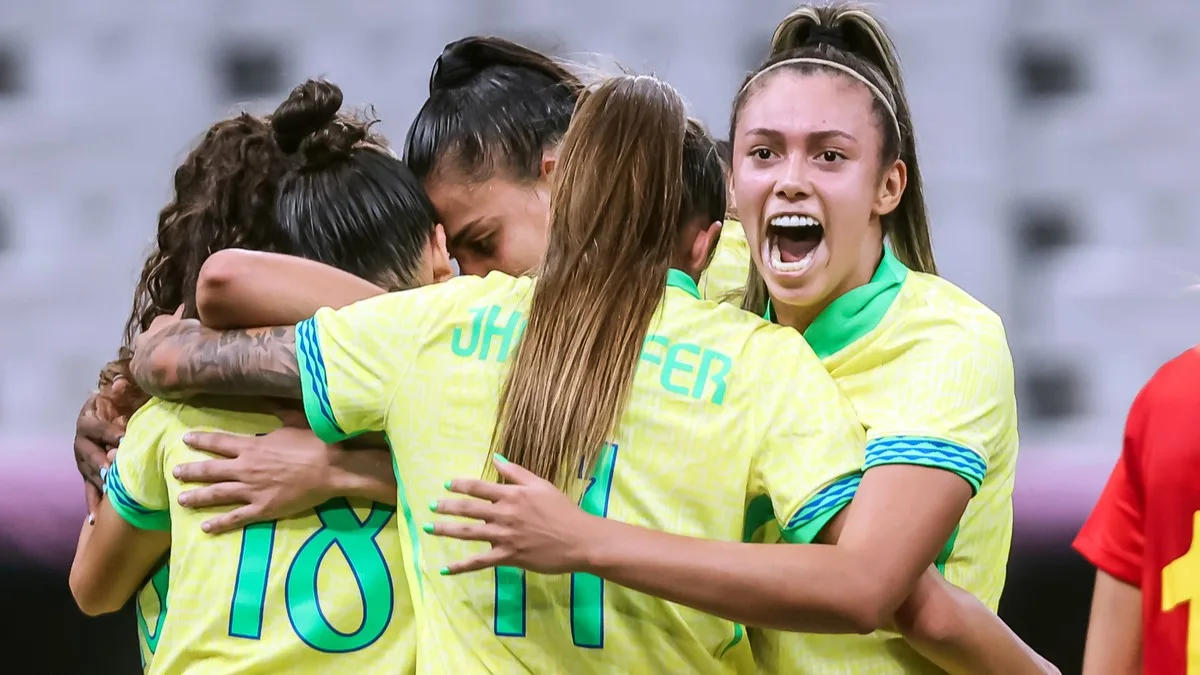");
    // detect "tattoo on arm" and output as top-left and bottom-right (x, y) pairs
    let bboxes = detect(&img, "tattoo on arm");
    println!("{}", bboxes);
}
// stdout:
(133, 323), (301, 400)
